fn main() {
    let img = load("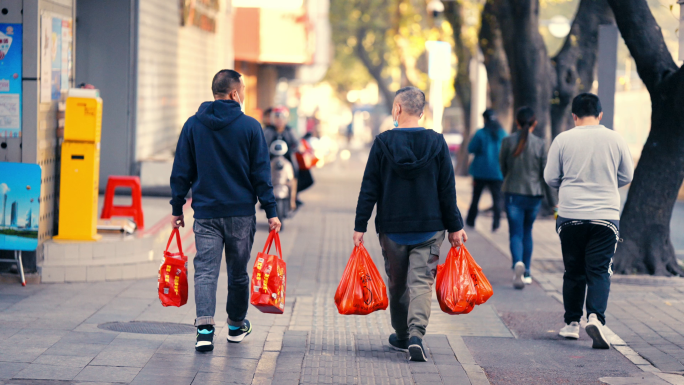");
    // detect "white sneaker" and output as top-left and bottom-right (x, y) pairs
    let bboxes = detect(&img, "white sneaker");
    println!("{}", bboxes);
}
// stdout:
(585, 314), (610, 349)
(513, 262), (525, 289)
(523, 276), (533, 285)
(559, 321), (580, 339)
